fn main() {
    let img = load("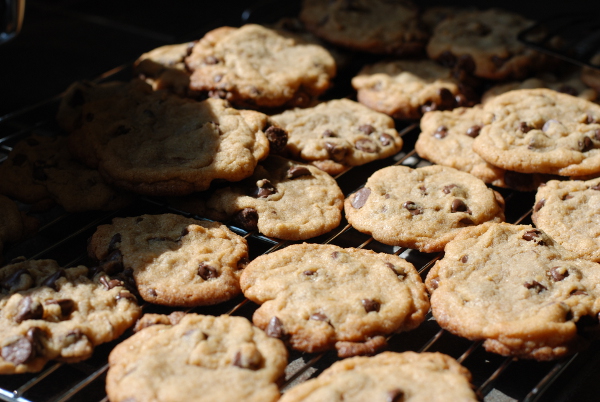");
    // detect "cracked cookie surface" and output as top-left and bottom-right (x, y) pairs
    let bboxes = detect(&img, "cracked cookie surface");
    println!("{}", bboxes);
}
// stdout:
(106, 313), (288, 402)
(426, 222), (600, 360)
(88, 214), (249, 307)
(0, 259), (141, 374)
(345, 165), (505, 252)
(240, 243), (429, 357)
